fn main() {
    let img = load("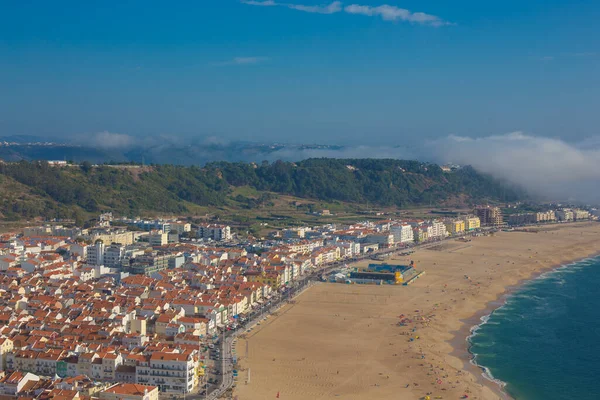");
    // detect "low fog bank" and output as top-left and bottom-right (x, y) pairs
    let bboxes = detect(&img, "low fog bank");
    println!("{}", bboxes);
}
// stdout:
(269, 132), (600, 204)
(427, 132), (600, 204)
(7, 131), (600, 204)
(267, 132), (600, 204)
